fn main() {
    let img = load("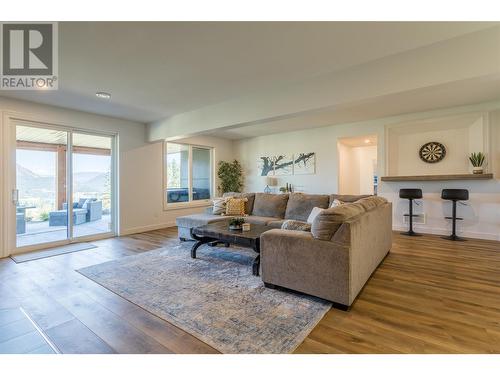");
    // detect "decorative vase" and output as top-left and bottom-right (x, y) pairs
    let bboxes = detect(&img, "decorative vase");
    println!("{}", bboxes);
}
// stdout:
(242, 223), (251, 231)
(472, 167), (484, 174)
